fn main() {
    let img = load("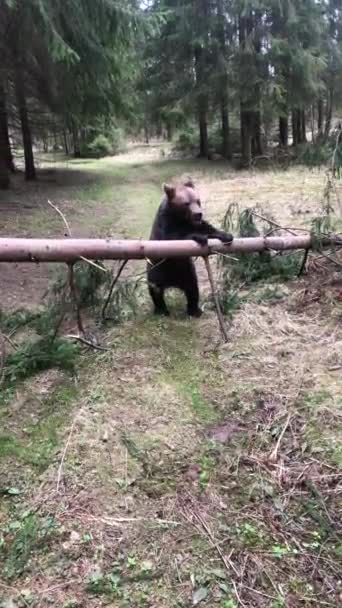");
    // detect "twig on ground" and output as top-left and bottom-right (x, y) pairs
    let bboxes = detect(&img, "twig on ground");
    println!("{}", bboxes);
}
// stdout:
(84, 514), (181, 527)
(204, 256), (229, 342)
(183, 507), (240, 577)
(65, 333), (109, 351)
(269, 412), (292, 463)
(233, 581), (247, 608)
(316, 250), (342, 269)
(56, 414), (79, 493)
